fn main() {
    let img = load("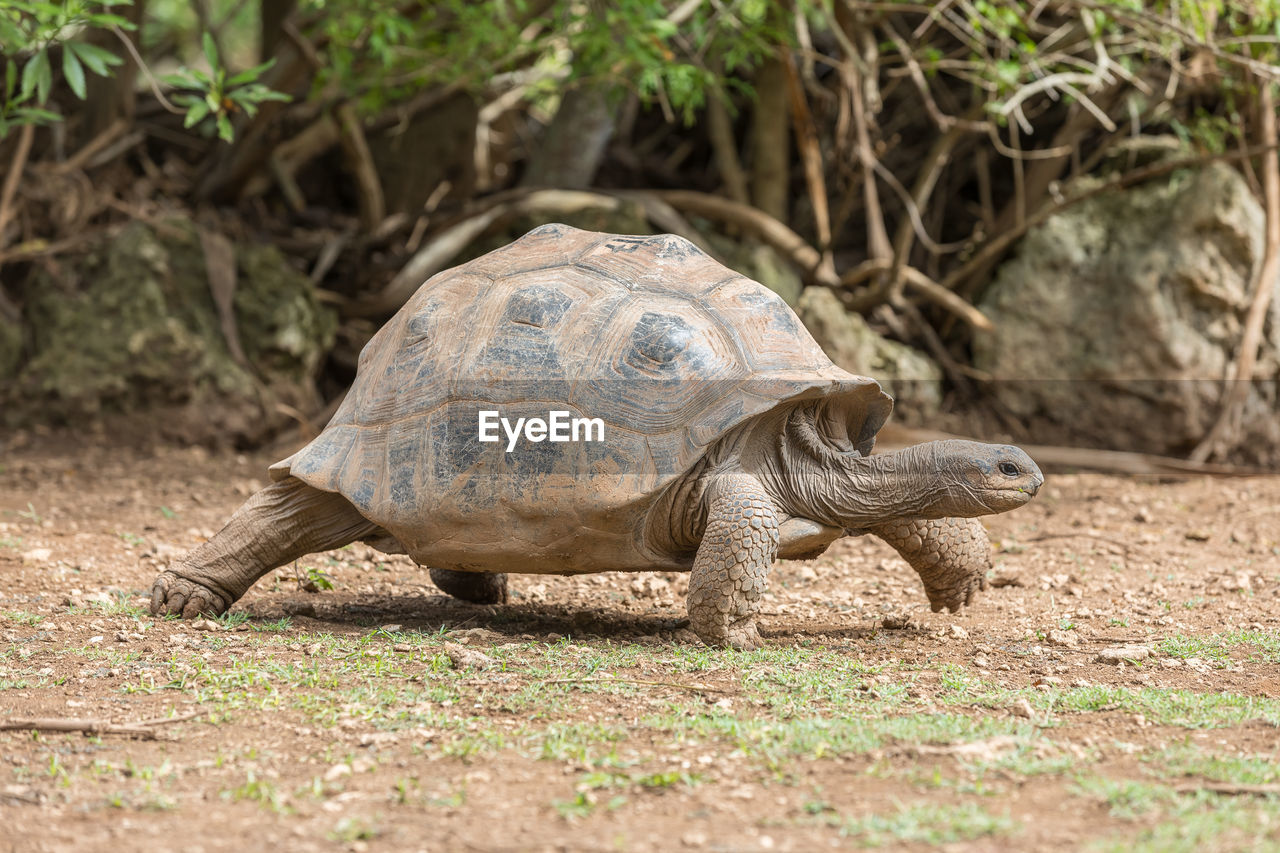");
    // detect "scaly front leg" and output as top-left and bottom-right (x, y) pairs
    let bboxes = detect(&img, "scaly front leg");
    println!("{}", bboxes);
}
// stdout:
(869, 517), (991, 613)
(686, 473), (779, 650)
